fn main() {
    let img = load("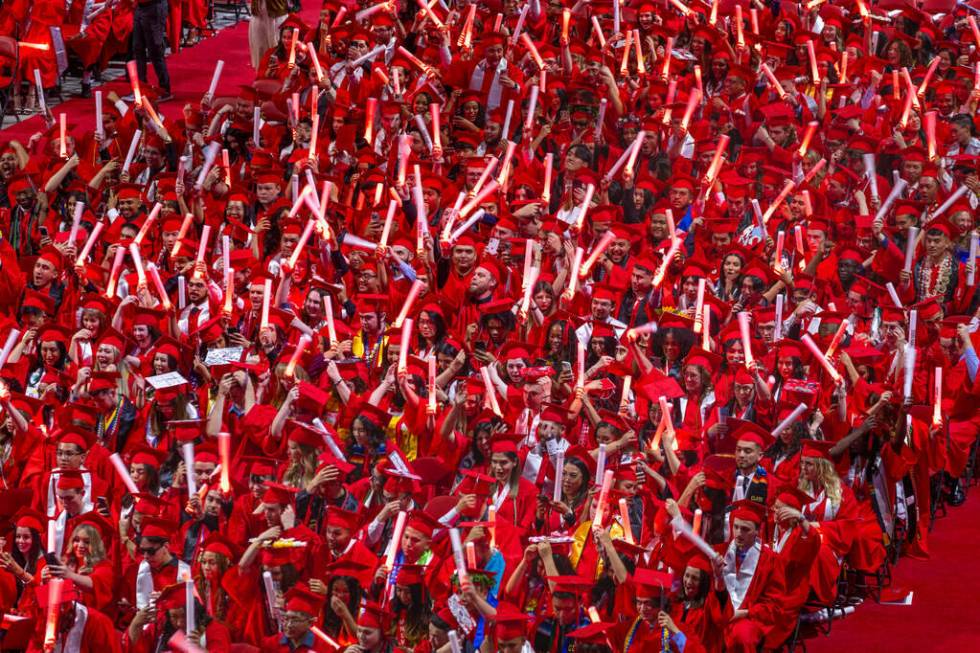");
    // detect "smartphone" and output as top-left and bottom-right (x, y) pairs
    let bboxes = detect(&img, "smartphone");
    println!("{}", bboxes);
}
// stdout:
(560, 361), (572, 375)
(39, 226), (49, 239)
(474, 341), (487, 353)
(45, 552), (61, 566)
(96, 496), (110, 514)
